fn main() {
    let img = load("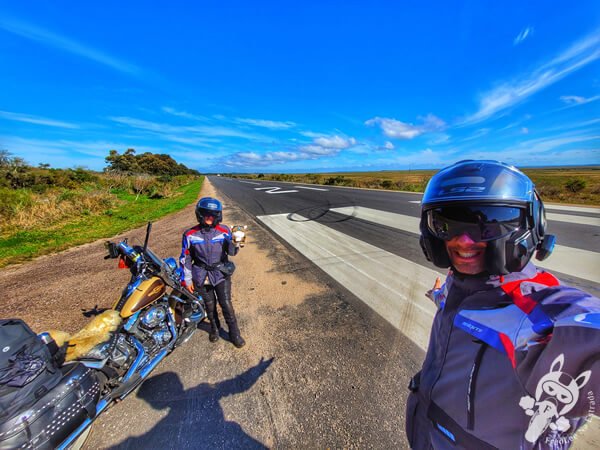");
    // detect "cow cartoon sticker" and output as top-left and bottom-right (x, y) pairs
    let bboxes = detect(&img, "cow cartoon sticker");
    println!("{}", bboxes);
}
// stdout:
(519, 354), (591, 443)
